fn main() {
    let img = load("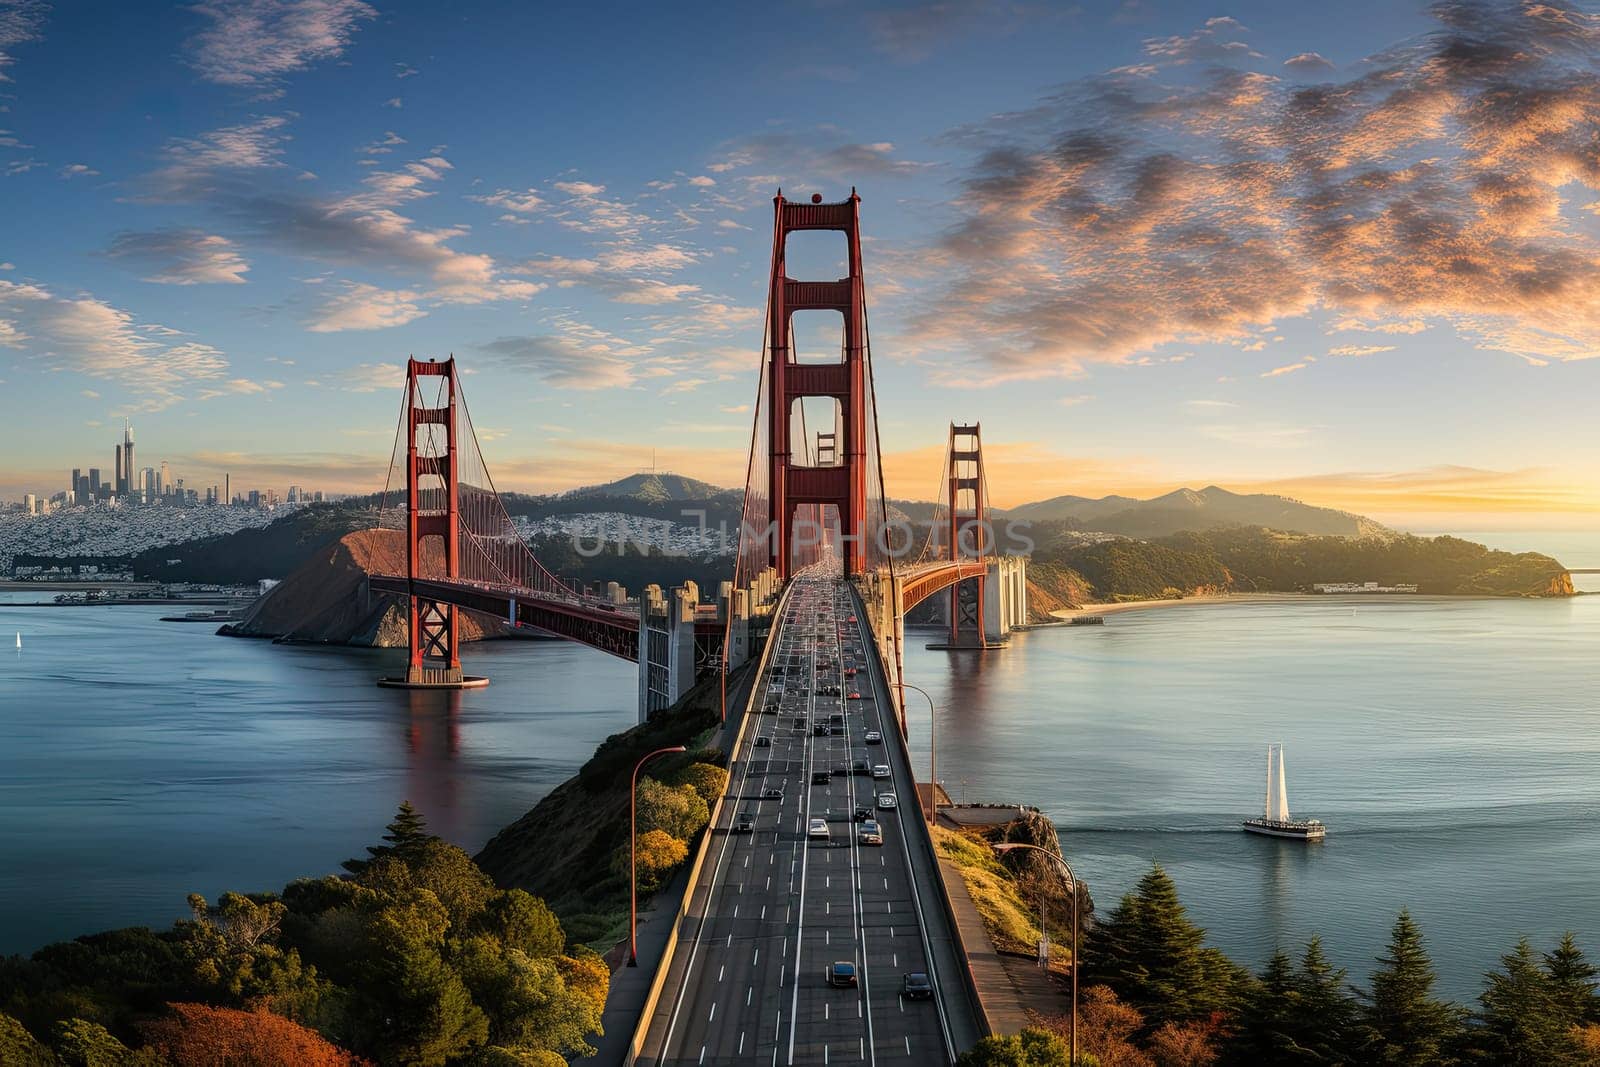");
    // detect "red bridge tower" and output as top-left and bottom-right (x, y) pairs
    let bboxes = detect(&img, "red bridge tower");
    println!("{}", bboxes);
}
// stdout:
(767, 190), (869, 580)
